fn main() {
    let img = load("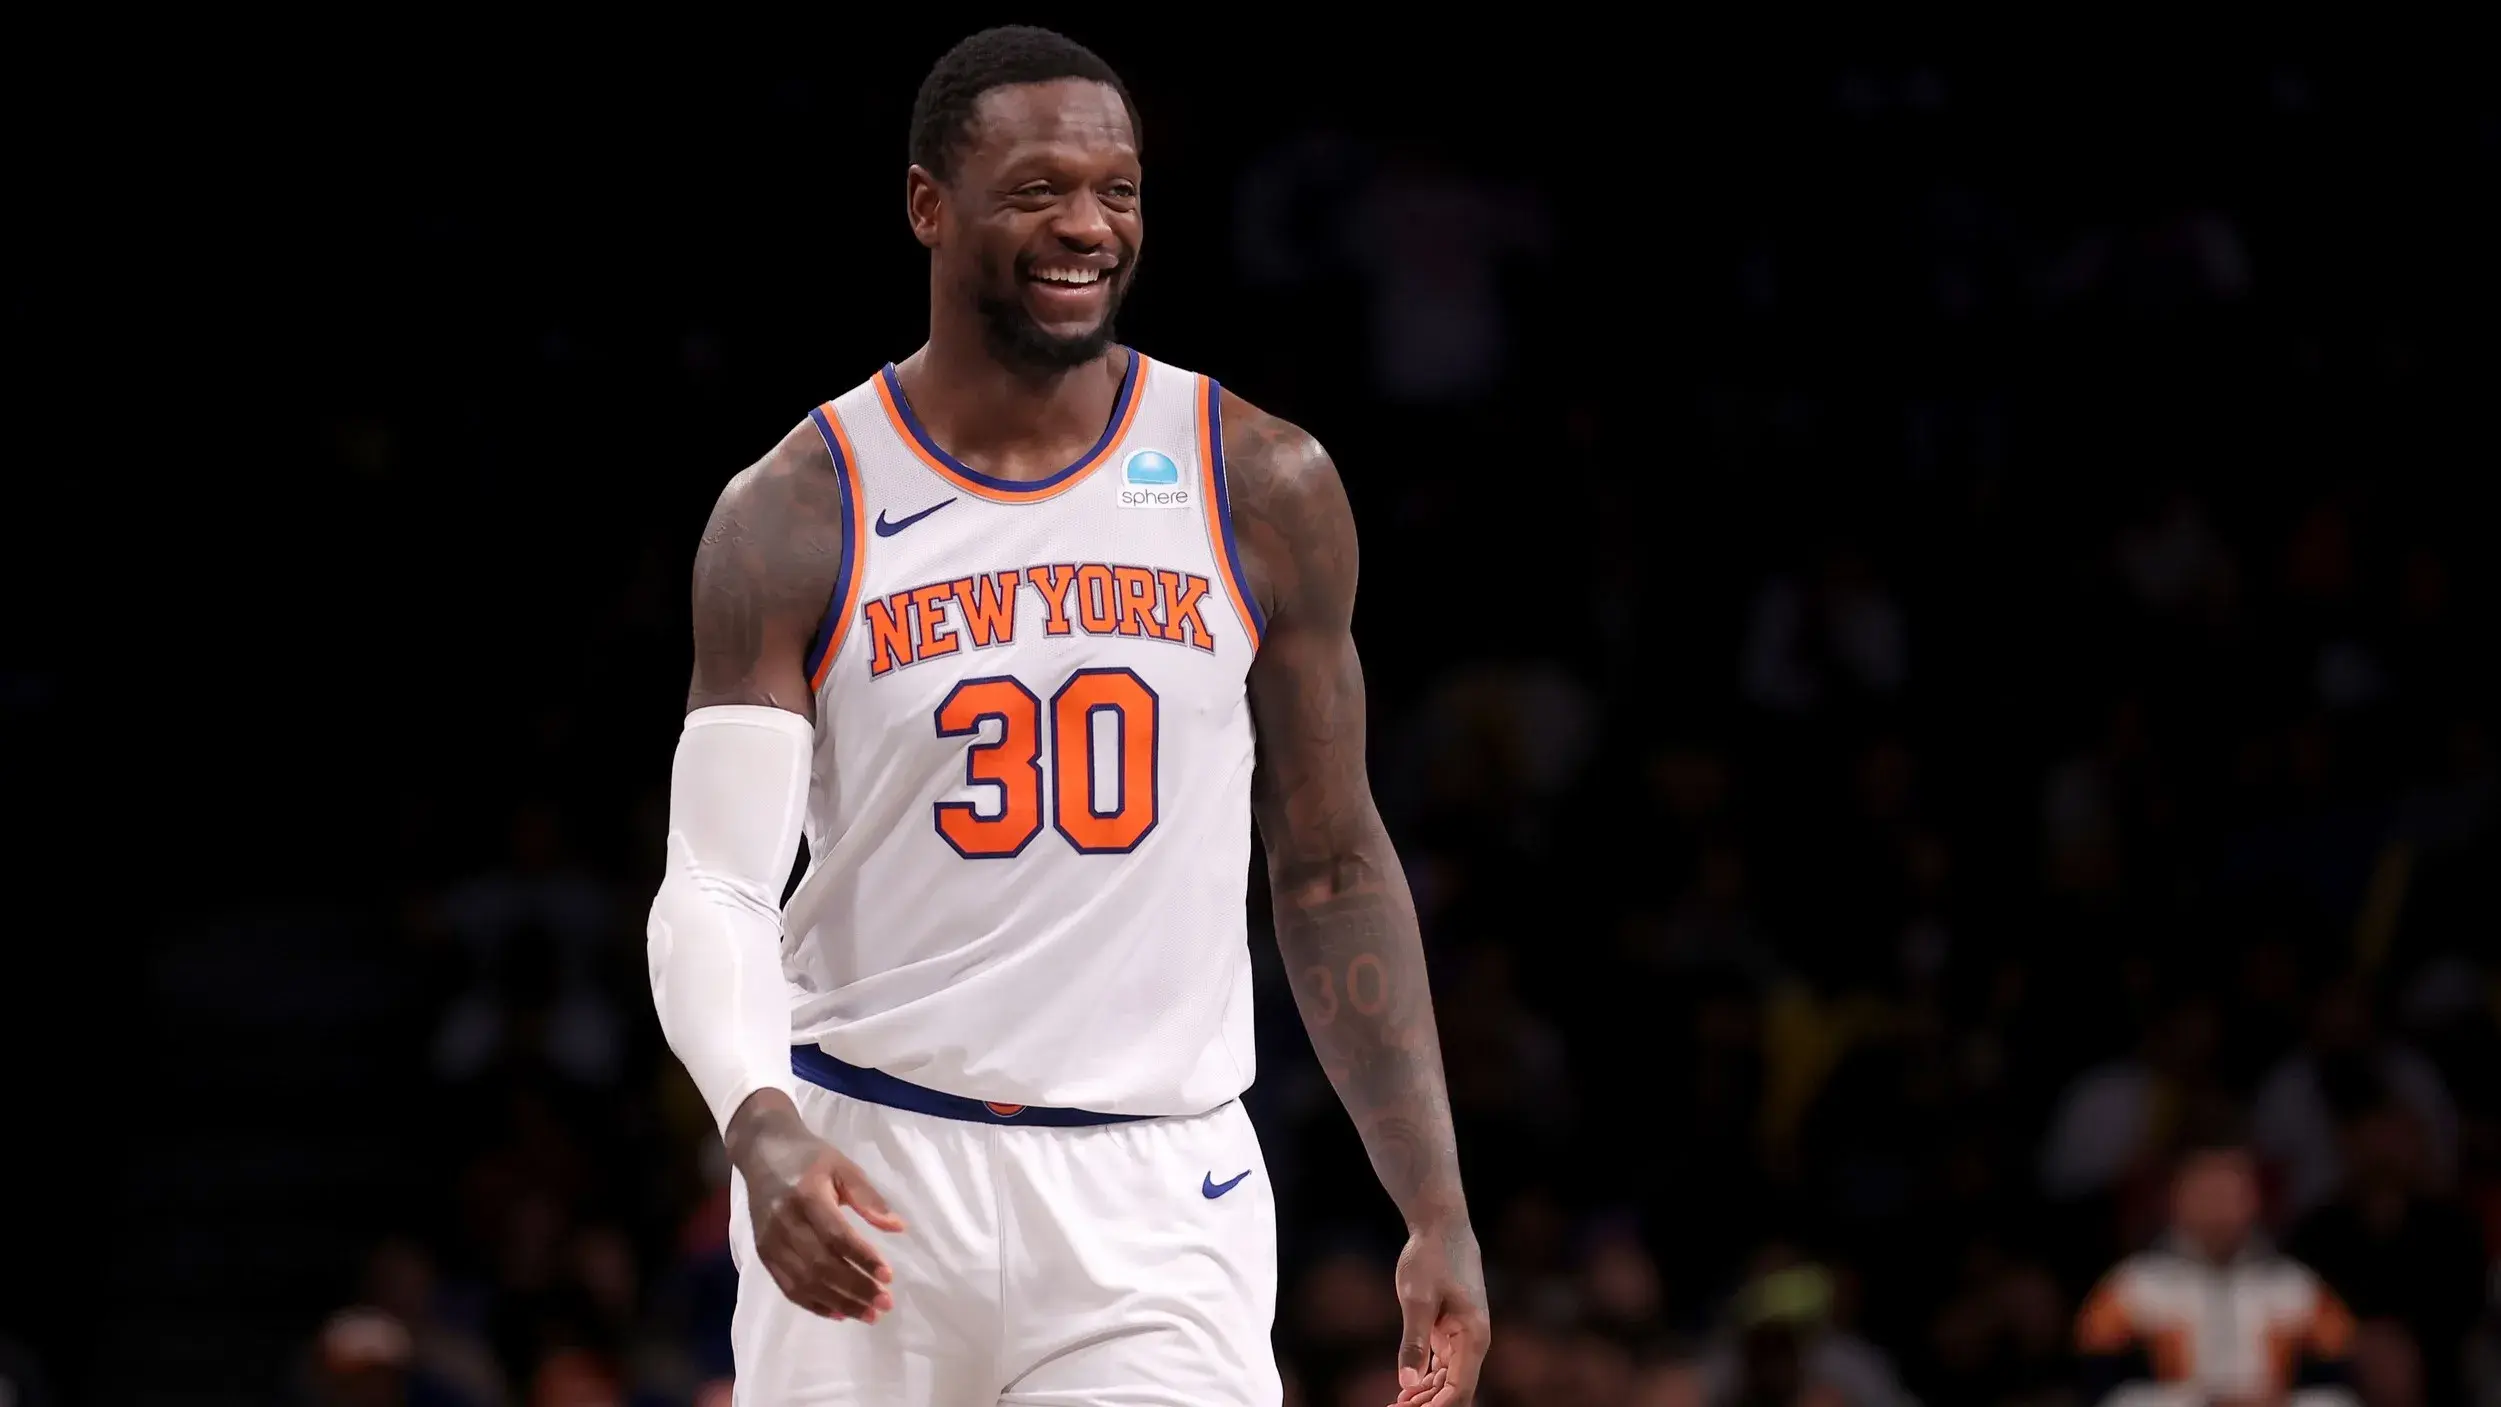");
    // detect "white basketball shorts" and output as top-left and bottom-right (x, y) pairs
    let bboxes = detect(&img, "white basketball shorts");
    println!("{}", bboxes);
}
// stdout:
(727, 1057), (1281, 1406)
